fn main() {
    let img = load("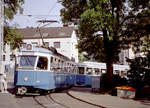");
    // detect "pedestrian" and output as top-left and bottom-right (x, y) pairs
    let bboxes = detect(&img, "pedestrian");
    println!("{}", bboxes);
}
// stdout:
(0, 72), (8, 93)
